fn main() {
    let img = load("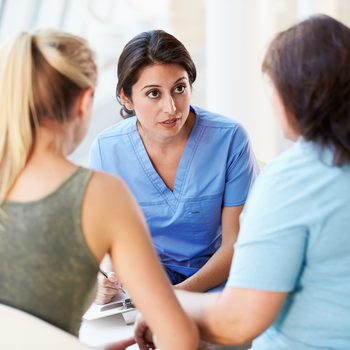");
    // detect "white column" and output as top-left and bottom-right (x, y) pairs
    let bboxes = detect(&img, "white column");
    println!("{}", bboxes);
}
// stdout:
(205, 0), (252, 119)
(205, 0), (280, 162)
